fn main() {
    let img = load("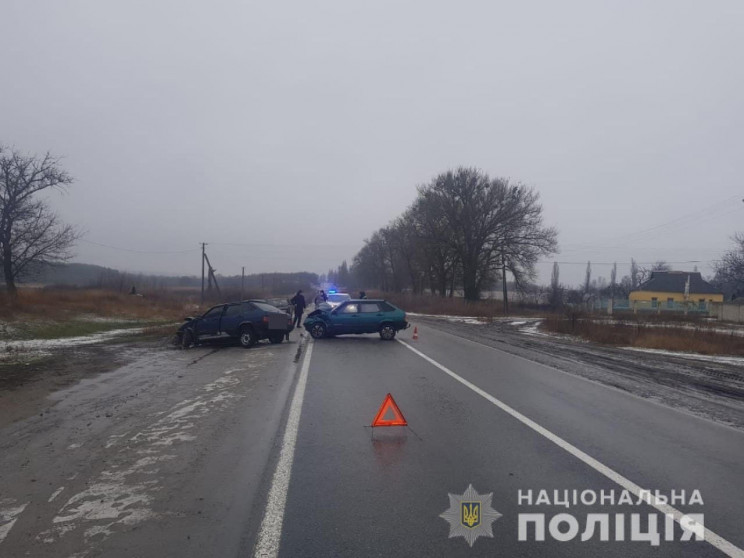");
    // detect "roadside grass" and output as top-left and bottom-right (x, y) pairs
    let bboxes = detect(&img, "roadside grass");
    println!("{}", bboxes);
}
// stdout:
(0, 288), (197, 341)
(541, 314), (744, 356)
(10, 320), (140, 340)
(0, 288), (195, 320)
(374, 291), (544, 318)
